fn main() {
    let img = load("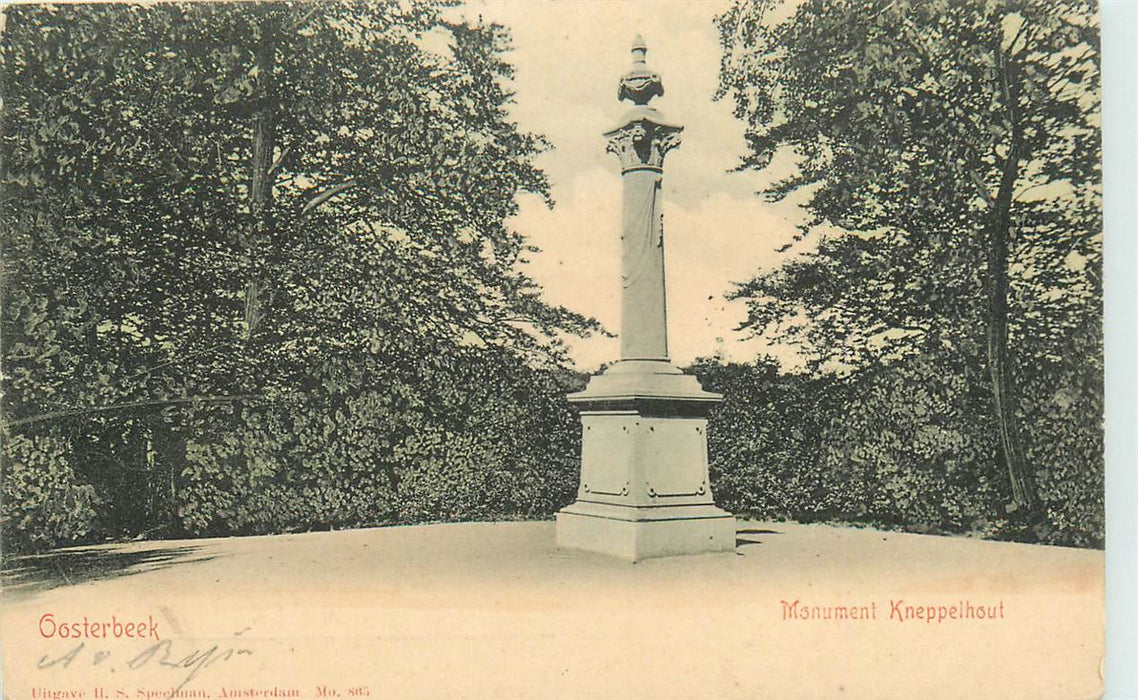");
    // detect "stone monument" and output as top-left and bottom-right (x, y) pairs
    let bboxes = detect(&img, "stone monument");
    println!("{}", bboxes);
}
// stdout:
(555, 37), (736, 560)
